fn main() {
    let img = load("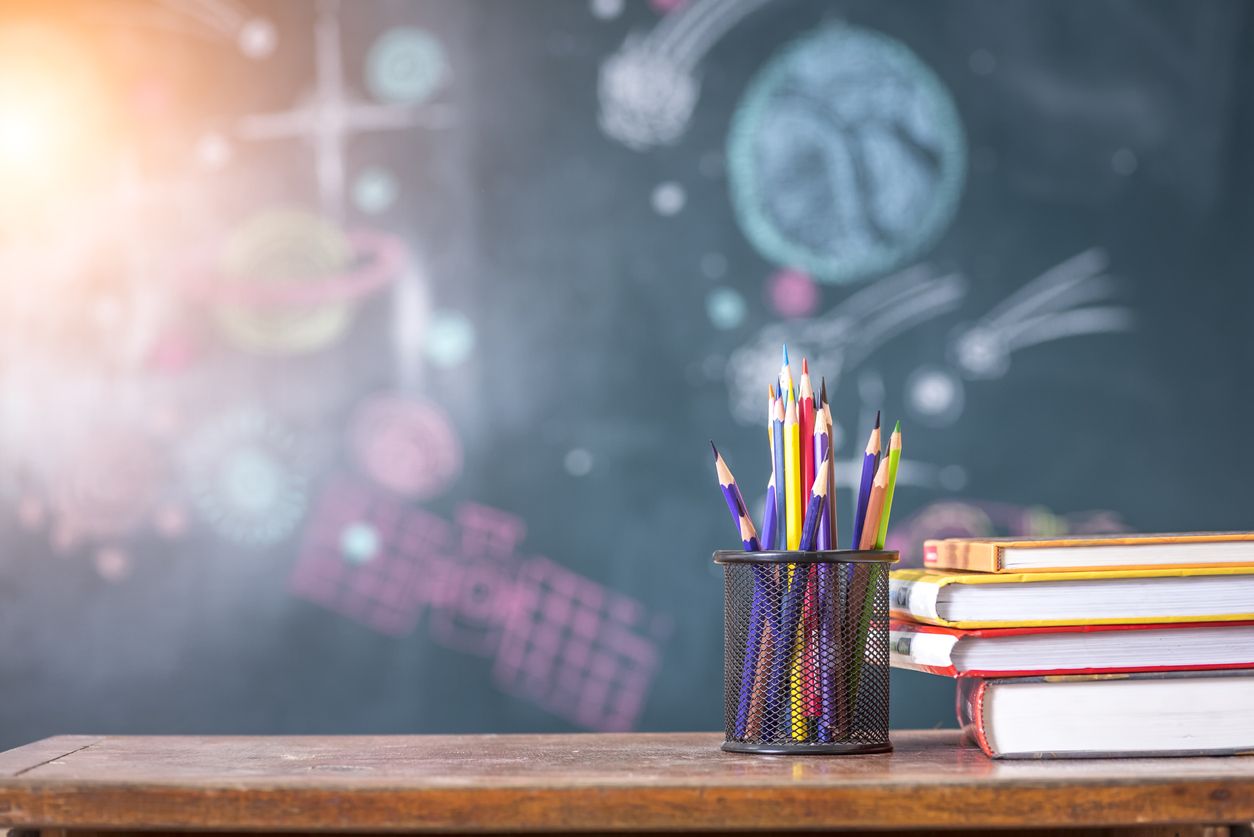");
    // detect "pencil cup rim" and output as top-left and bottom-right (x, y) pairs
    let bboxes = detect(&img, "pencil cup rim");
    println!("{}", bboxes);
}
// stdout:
(712, 549), (898, 565)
